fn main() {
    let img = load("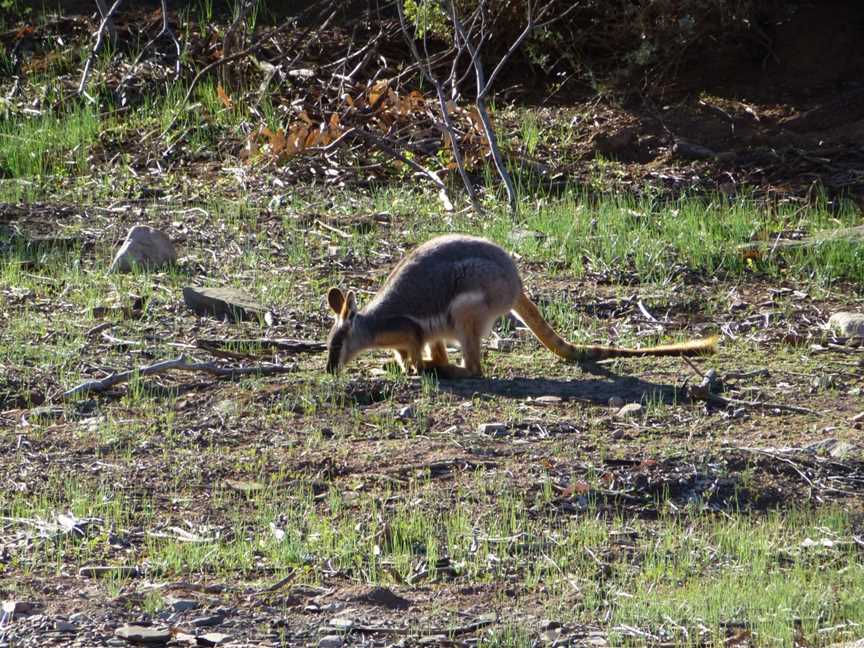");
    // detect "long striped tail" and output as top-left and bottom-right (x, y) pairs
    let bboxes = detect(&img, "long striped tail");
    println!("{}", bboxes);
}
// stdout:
(512, 292), (718, 361)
